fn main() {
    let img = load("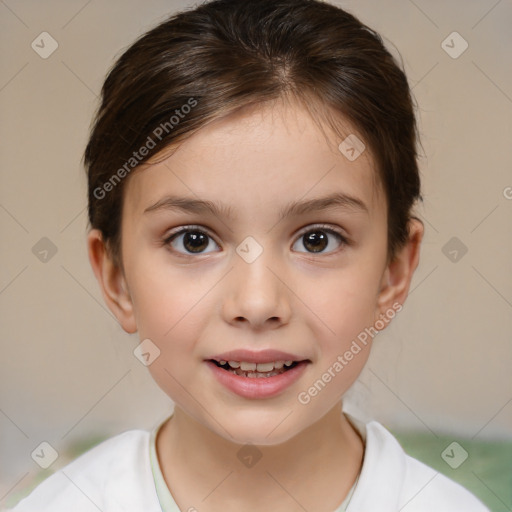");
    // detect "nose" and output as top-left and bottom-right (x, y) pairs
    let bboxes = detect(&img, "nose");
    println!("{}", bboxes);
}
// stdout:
(221, 247), (292, 331)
